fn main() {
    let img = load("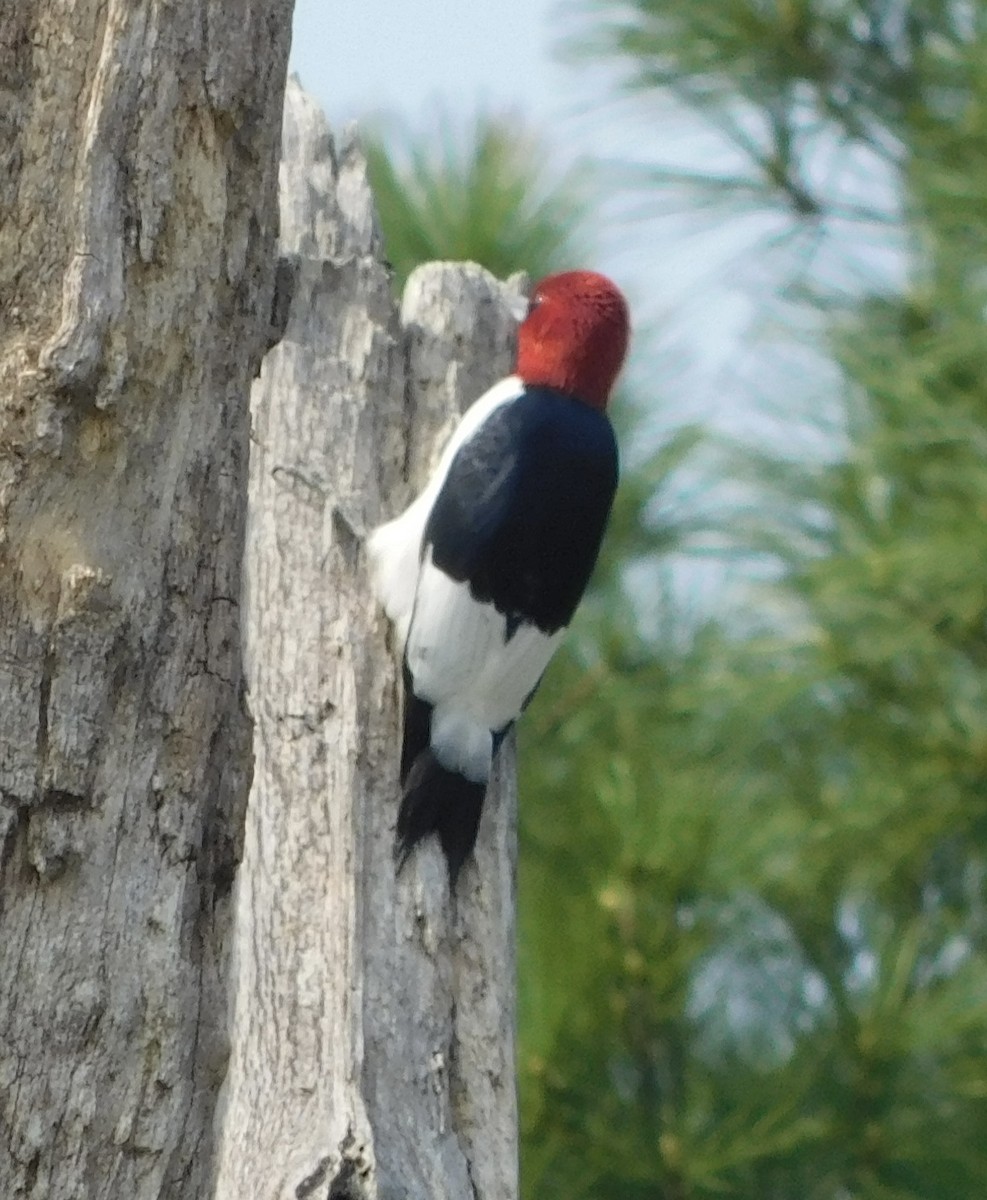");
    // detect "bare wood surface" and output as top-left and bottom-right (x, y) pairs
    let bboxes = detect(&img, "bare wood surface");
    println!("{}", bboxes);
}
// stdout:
(0, 4), (292, 1197)
(215, 77), (523, 1200)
